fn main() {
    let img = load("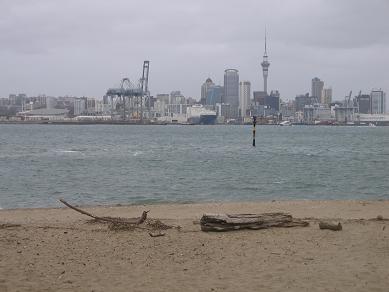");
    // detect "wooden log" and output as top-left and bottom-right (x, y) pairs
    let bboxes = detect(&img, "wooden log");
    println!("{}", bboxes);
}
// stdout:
(319, 221), (342, 231)
(148, 232), (165, 237)
(200, 212), (309, 232)
(0, 223), (21, 229)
